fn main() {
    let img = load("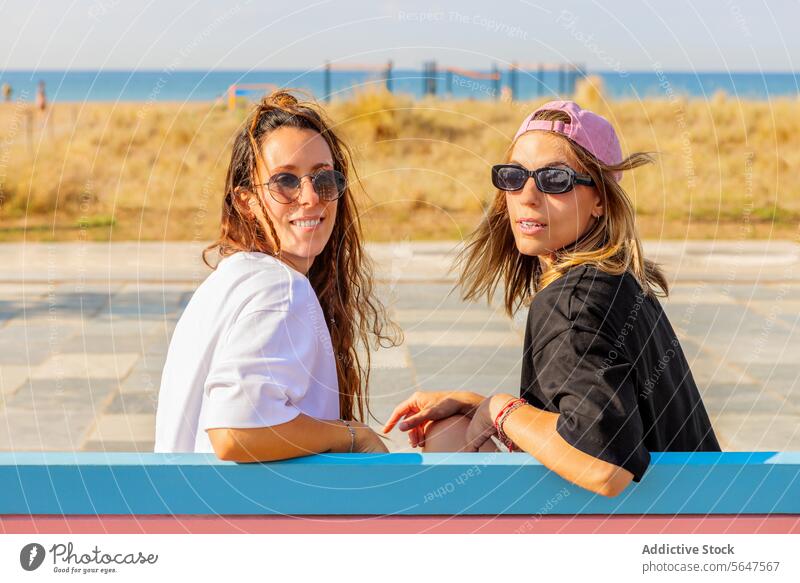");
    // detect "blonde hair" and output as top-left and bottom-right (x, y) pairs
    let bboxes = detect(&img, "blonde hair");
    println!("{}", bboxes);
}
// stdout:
(454, 108), (668, 316)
